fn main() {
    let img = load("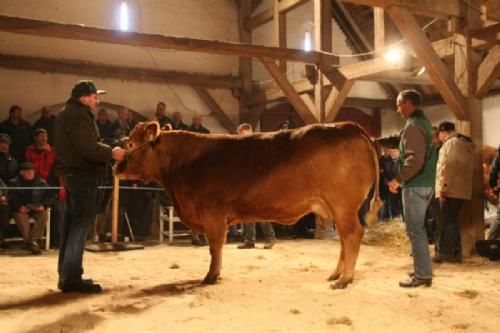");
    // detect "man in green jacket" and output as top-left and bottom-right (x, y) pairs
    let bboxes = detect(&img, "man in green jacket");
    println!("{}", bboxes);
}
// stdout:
(55, 80), (126, 293)
(388, 90), (437, 288)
